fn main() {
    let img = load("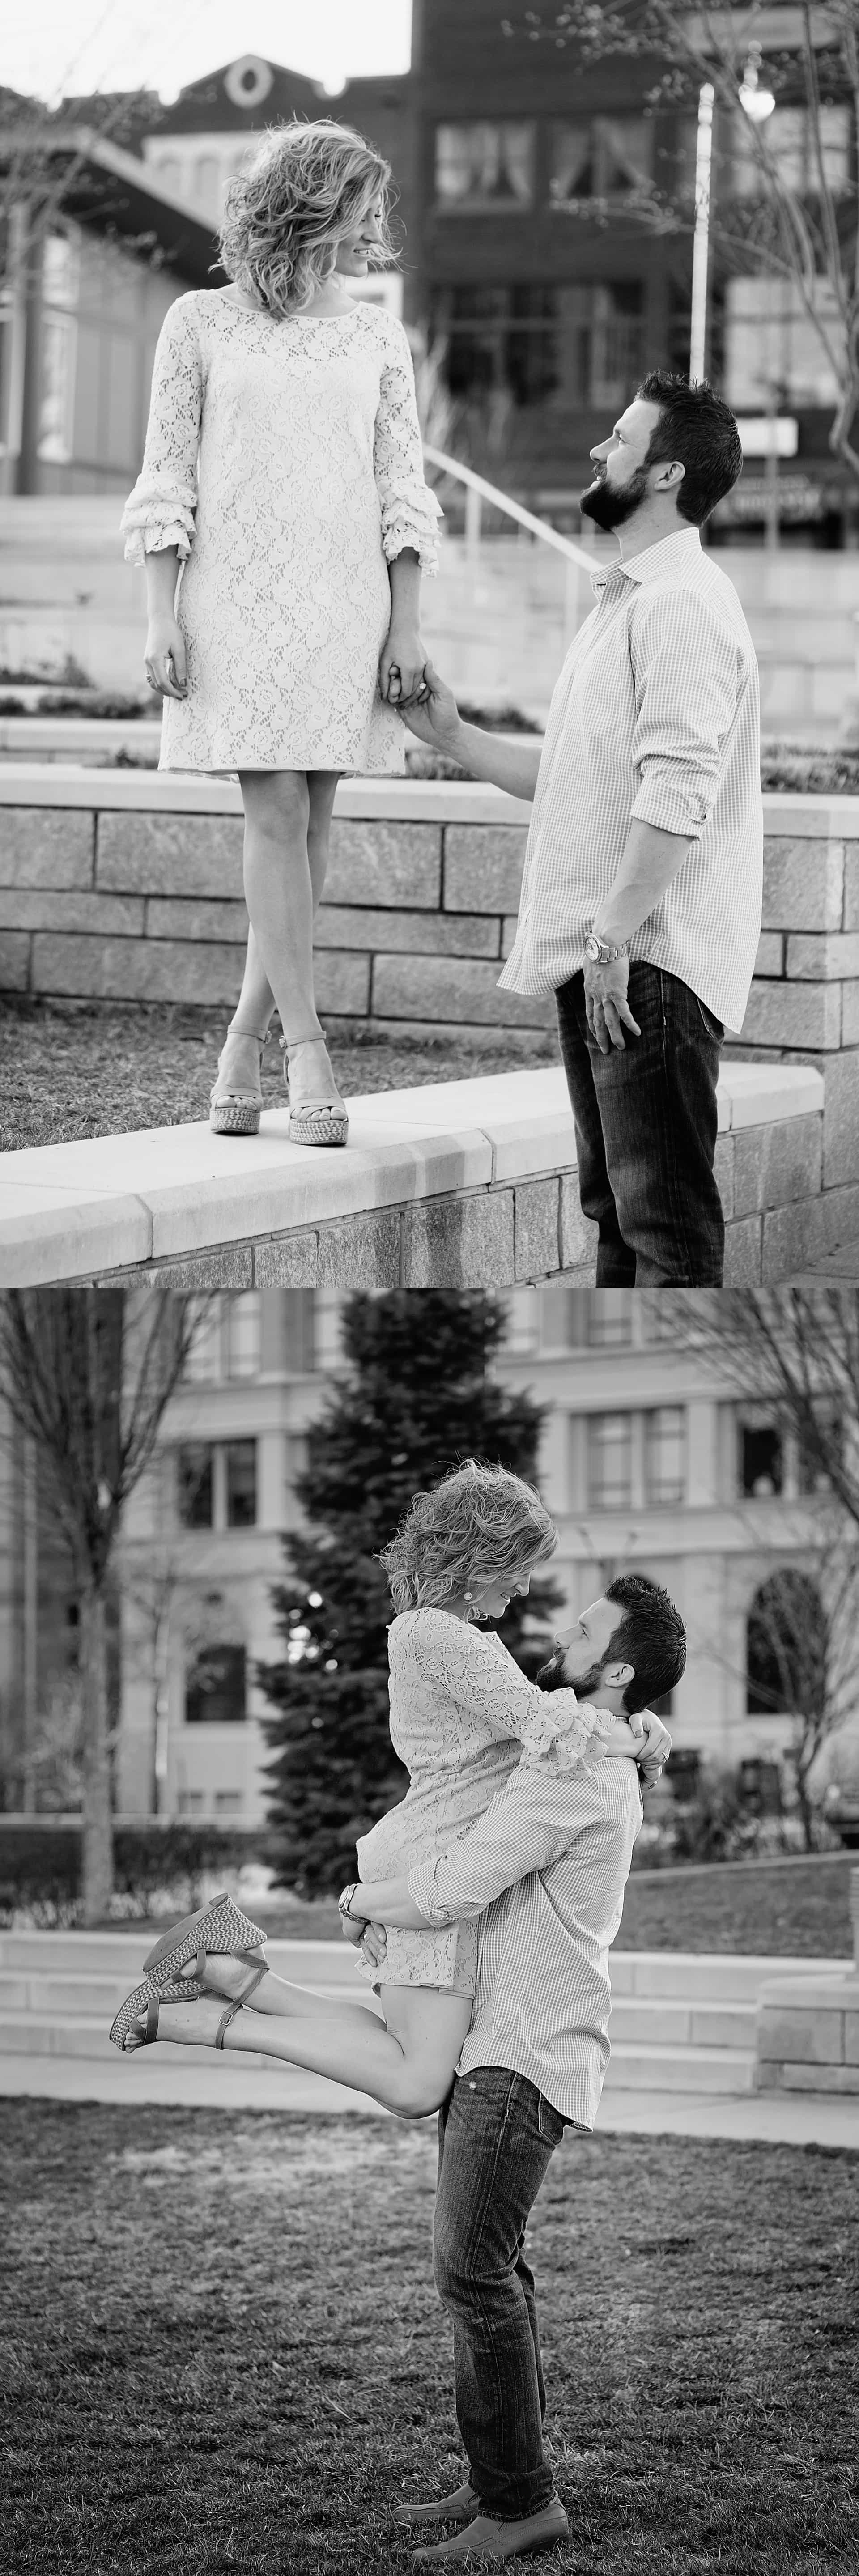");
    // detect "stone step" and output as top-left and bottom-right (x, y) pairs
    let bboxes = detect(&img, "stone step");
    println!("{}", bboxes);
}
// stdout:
(608, 1998), (757, 2049)
(0, 1934), (845, 1998)
(0, 2010), (756, 2093)
(0, 1966), (362, 2015)
(0, 1986), (759, 2055)
(0, 2012), (277, 2071)
(604, 2042), (755, 2096)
